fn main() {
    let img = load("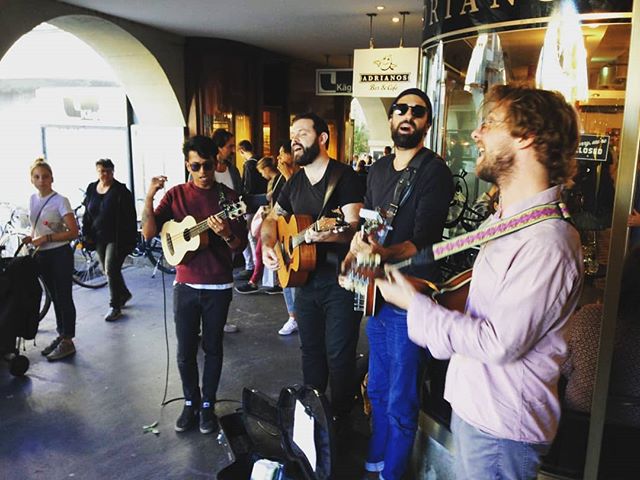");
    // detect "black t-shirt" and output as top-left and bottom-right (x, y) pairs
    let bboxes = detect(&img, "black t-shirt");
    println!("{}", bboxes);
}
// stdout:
(277, 159), (364, 271)
(365, 148), (453, 280)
